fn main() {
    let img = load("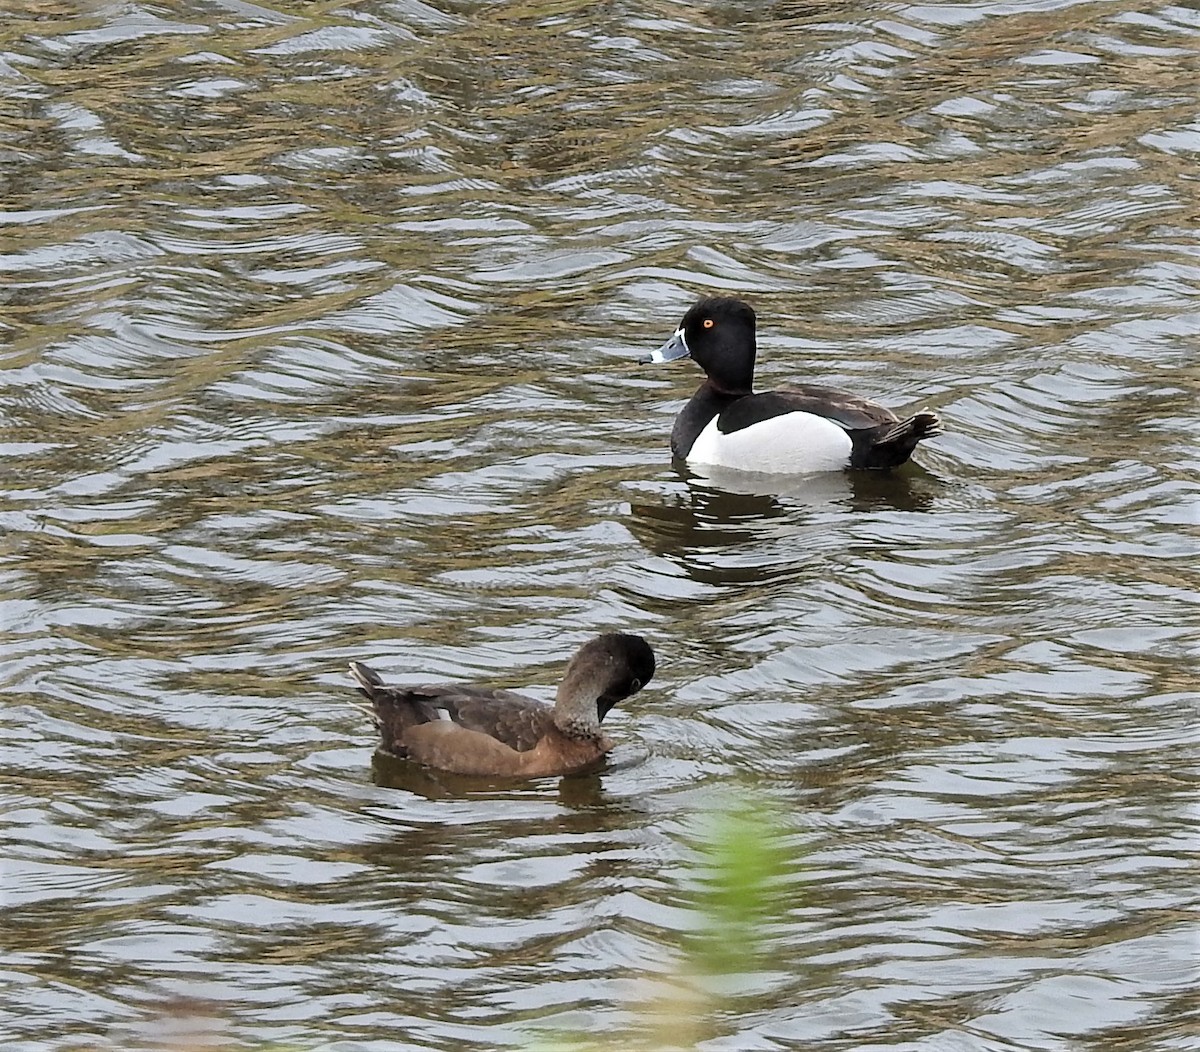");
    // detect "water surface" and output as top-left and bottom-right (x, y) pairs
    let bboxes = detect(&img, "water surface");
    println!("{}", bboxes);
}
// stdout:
(2, 0), (1198, 1049)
